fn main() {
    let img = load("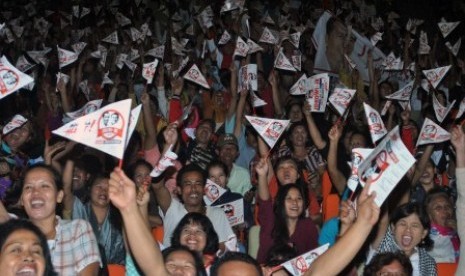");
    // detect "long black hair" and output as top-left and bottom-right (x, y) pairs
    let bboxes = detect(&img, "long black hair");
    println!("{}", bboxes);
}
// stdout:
(0, 219), (57, 276)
